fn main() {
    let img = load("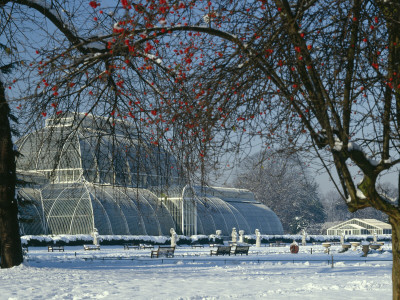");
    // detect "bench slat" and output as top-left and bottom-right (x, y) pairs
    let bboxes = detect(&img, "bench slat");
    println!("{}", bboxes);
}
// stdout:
(84, 245), (100, 251)
(231, 246), (250, 255)
(210, 246), (231, 256)
(150, 246), (175, 258)
(48, 245), (64, 252)
(124, 243), (139, 250)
